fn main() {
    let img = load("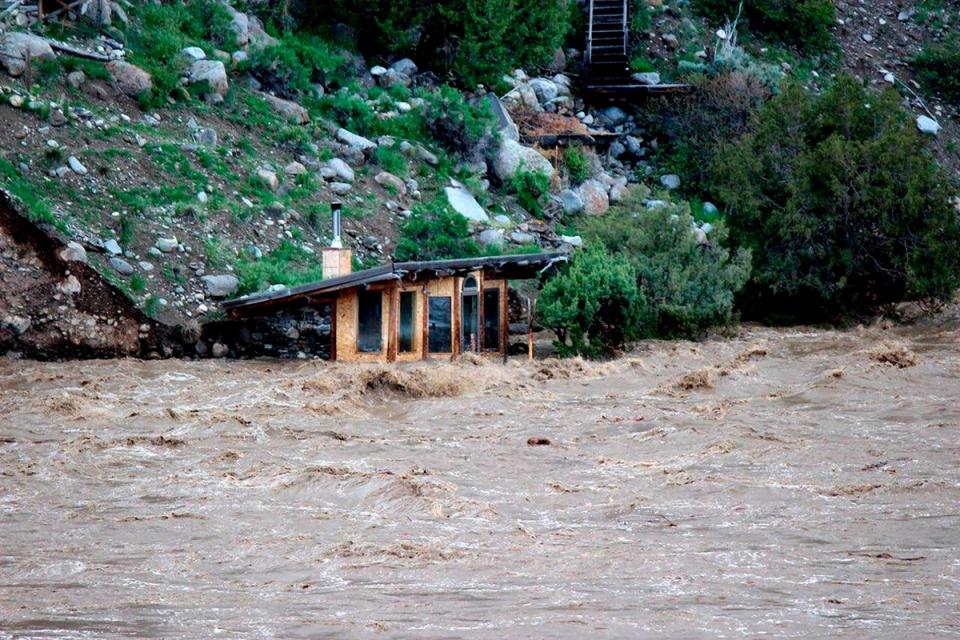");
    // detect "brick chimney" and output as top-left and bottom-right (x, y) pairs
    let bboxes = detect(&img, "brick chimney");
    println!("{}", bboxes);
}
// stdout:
(322, 202), (352, 279)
